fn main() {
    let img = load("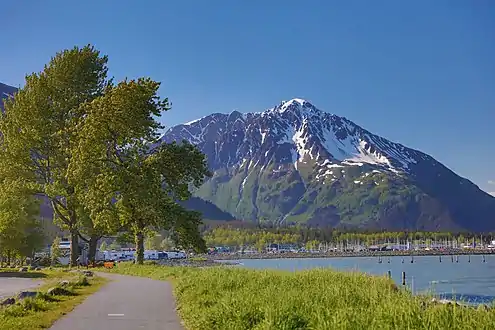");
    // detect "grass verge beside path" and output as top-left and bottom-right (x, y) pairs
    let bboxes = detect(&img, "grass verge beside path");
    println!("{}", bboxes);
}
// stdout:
(105, 263), (495, 330)
(0, 268), (107, 330)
